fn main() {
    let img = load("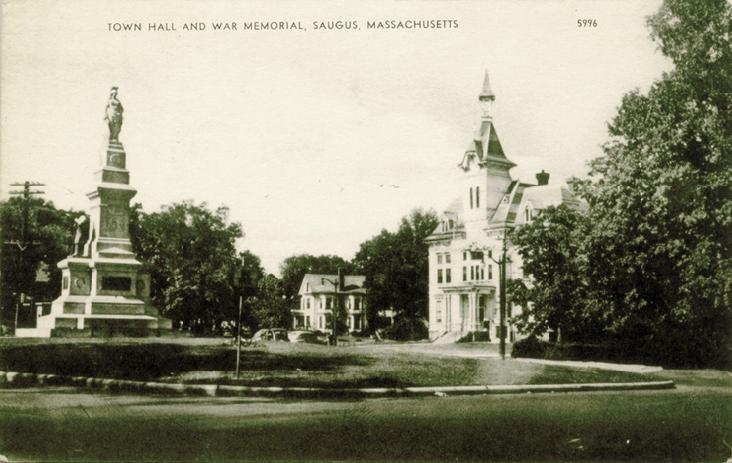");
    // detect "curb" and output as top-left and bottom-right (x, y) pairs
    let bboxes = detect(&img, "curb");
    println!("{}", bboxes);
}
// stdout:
(0, 370), (676, 398)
